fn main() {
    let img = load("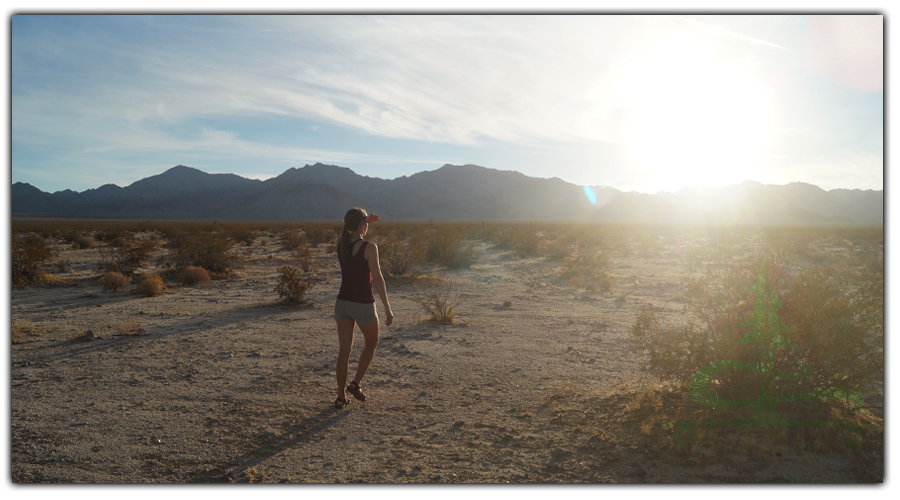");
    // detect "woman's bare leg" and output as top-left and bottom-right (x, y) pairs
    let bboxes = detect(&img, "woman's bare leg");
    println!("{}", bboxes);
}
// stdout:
(335, 319), (356, 400)
(352, 319), (379, 385)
